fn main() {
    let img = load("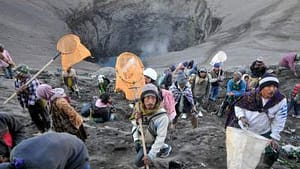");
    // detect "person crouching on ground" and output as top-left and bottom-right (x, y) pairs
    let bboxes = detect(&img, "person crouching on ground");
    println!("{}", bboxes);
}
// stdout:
(91, 93), (116, 123)
(169, 72), (197, 126)
(234, 74), (287, 168)
(132, 84), (171, 168)
(36, 84), (87, 142)
(278, 52), (300, 77)
(0, 113), (25, 163)
(0, 132), (90, 169)
(217, 71), (246, 117)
